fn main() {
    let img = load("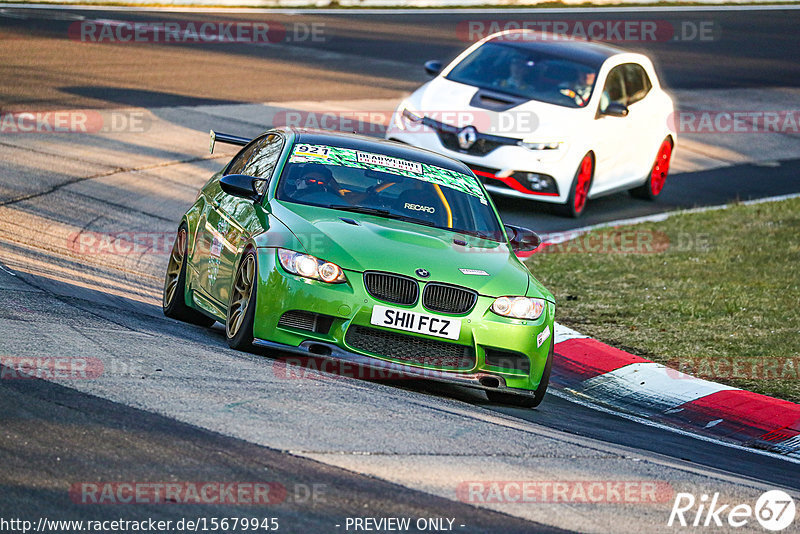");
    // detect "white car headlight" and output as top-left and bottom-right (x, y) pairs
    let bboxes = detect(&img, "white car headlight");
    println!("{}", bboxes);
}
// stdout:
(394, 101), (424, 130)
(518, 141), (562, 151)
(491, 296), (546, 320)
(402, 107), (423, 123)
(277, 249), (346, 284)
